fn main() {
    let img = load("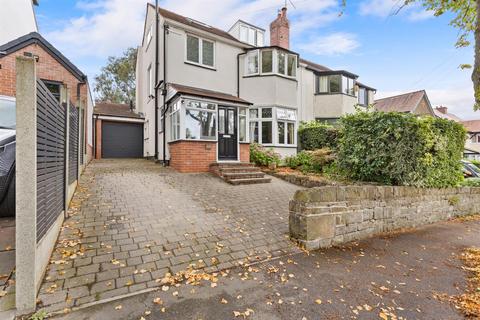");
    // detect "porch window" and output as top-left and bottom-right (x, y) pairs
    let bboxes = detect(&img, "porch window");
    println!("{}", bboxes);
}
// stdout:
(170, 102), (181, 141)
(186, 34), (215, 68)
(185, 100), (216, 140)
(239, 108), (247, 142)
